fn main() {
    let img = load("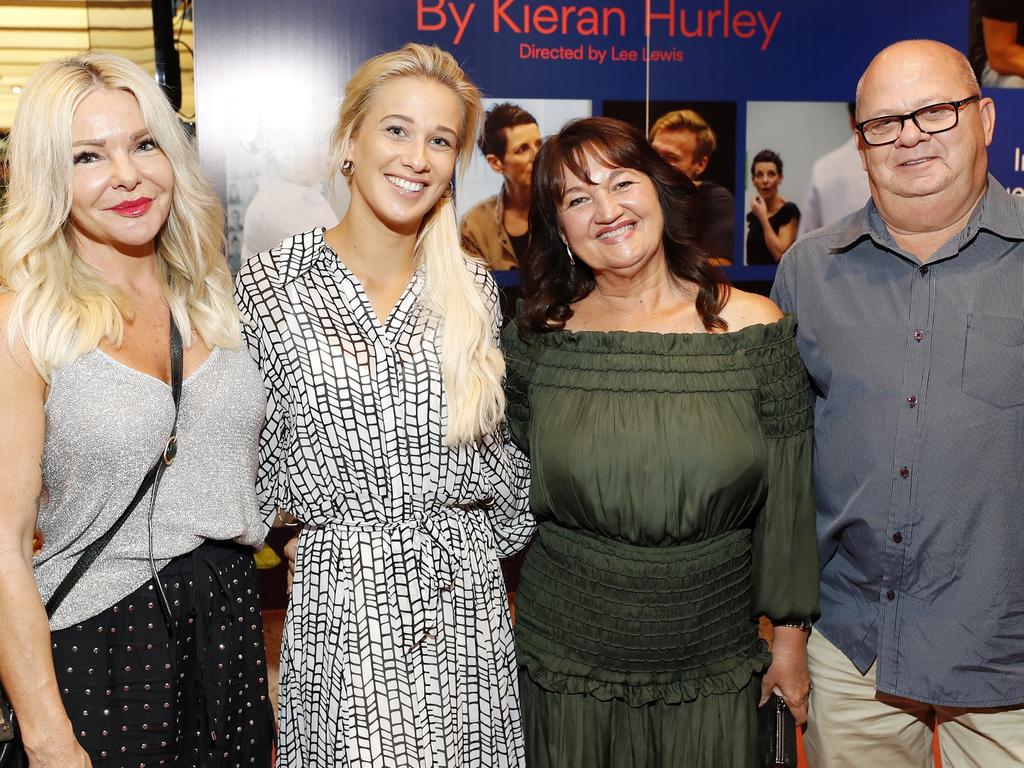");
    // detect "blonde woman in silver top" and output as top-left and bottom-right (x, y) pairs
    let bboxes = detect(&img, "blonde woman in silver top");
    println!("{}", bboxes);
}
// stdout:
(0, 53), (271, 767)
